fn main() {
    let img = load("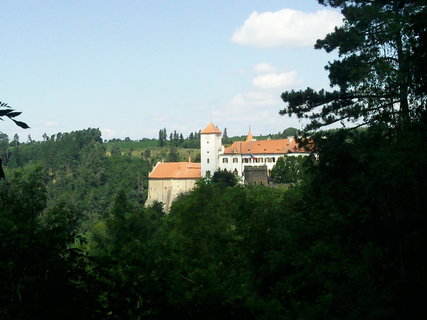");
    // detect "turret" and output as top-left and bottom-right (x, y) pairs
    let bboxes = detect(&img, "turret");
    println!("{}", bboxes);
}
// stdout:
(200, 122), (222, 177)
